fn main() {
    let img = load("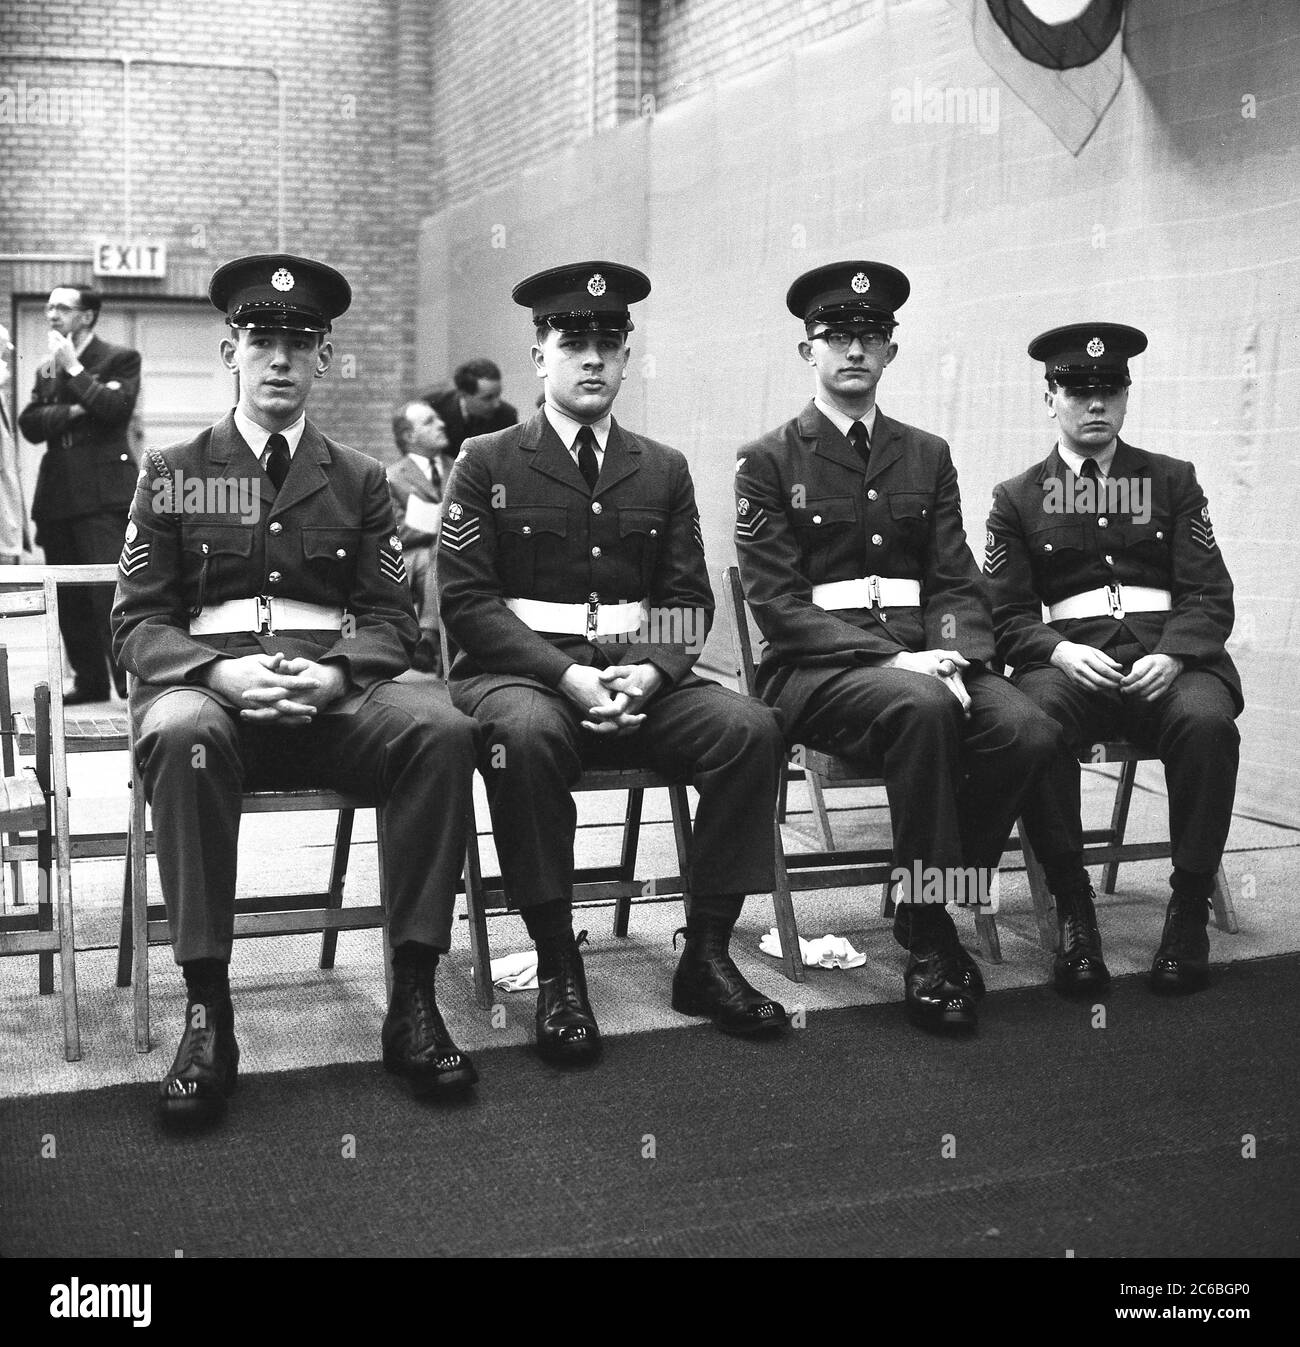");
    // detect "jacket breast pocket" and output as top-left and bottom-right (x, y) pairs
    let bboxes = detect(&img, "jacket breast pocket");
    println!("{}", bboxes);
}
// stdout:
(301, 527), (362, 588)
(618, 507), (668, 593)
(1027, 522), (1088, 582)
(1114, 516), (1171, 570)
(887, 491), (933, 546)
(791, 496), (856, 582)
(180, 523), (255, 613)
(496, 505), (568, 592)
